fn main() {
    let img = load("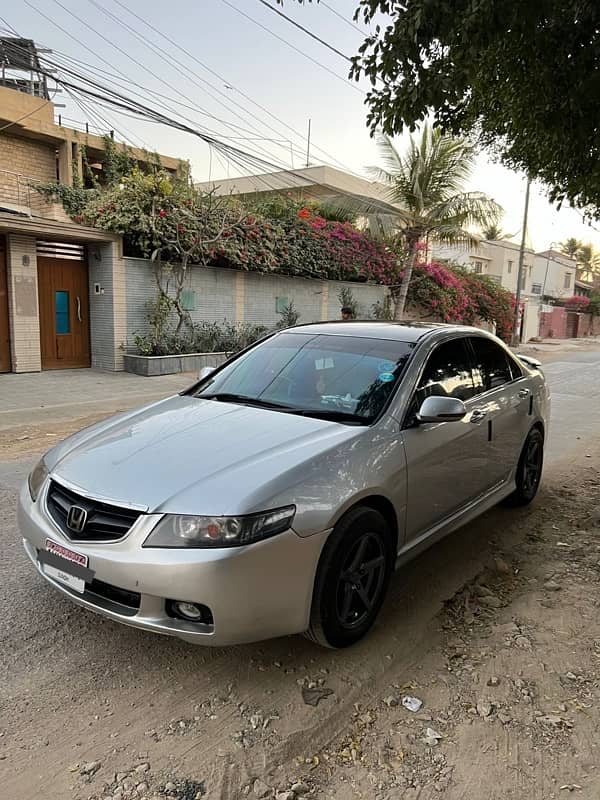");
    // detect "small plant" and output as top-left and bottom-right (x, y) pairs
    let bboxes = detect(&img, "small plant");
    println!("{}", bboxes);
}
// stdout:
(371, 294), (394, 320)
(276, 300), (300, 329)
(338, 286), (358, 318)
